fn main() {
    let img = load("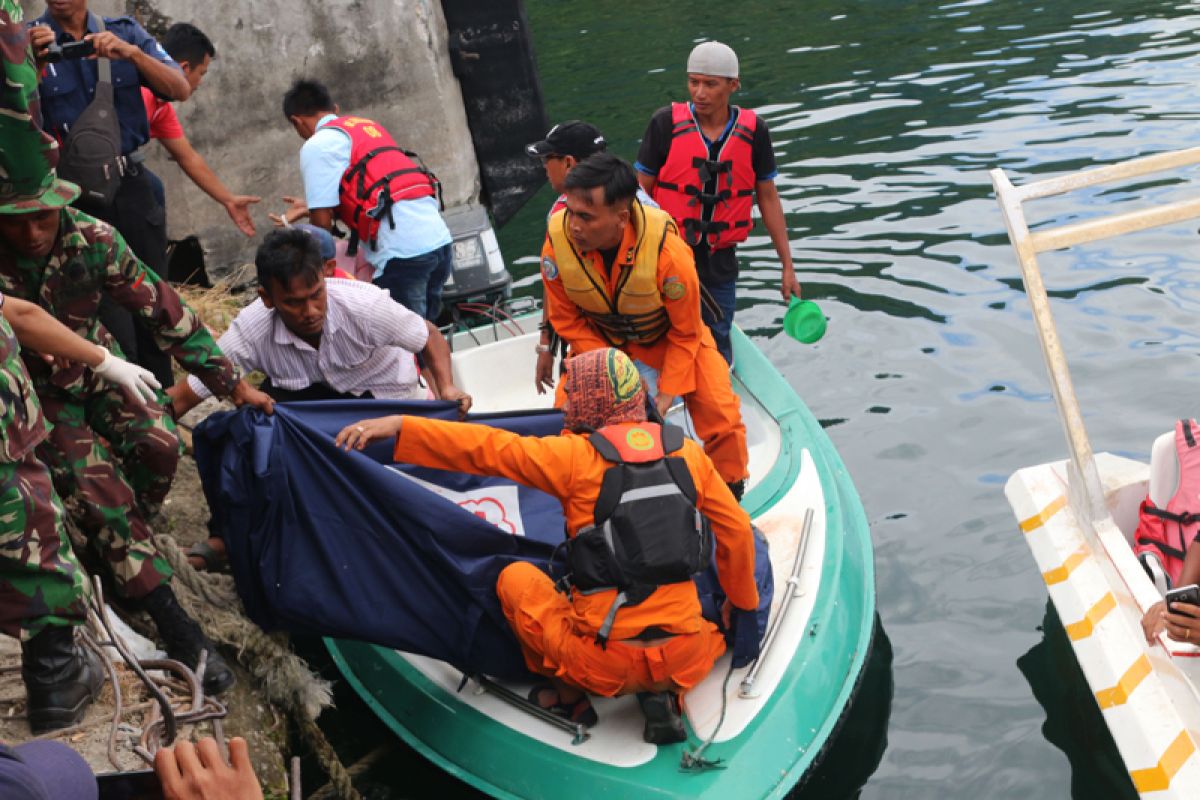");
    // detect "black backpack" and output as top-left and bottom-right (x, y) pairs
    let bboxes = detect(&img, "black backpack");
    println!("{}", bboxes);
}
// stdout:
(565, 423), (714, 644)
(56, 13), (122, 207)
